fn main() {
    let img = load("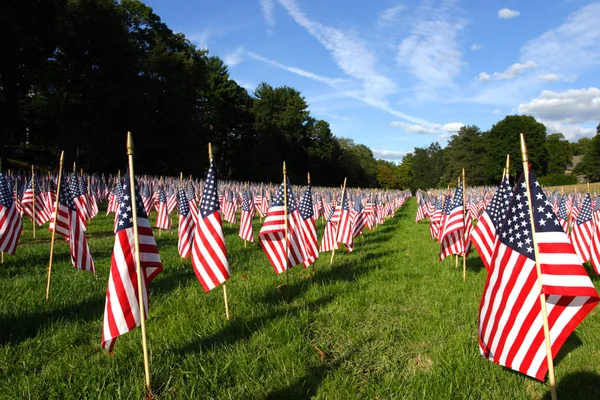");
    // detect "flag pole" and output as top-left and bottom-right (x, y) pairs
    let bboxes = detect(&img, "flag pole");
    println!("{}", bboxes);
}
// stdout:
(520, 133), (557, 400)
(32, 165), (36, 238)
(330, 177), (347, 265)
(505, 153), (510, 179)
(456, 176), (460, 269)
(462, 168), (467, 282)
(308, 172), (315, 277)
(126, 132), (152, 393)
(45, 151), (64, 300)
(208, 143), (230, 320)
(283, 162), (290, 287)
